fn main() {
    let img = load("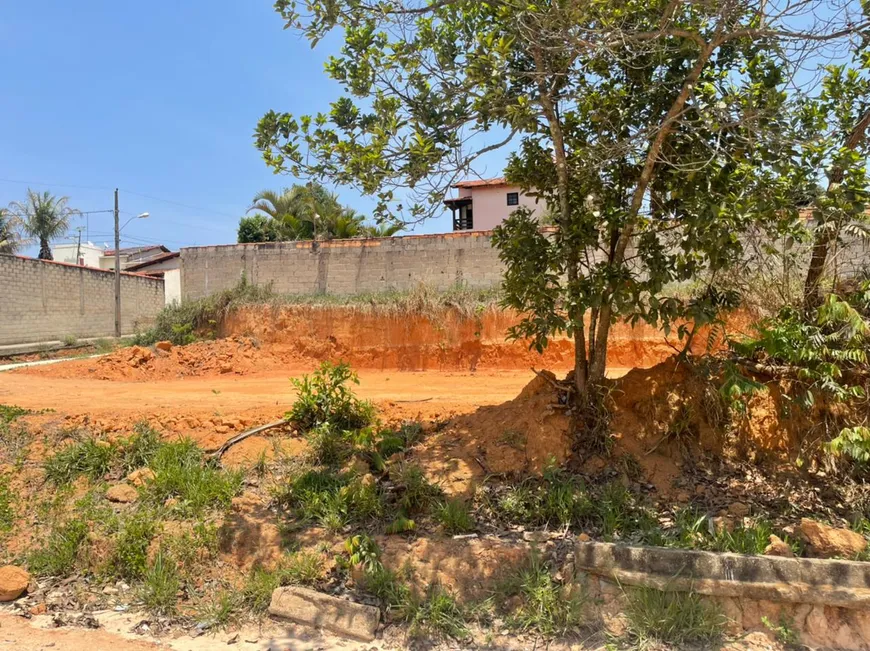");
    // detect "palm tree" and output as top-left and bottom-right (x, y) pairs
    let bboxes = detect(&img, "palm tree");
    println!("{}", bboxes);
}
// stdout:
(0, 208), (23, 254)
(361, 222), (405, 238)
(8, 190), (78, 260)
